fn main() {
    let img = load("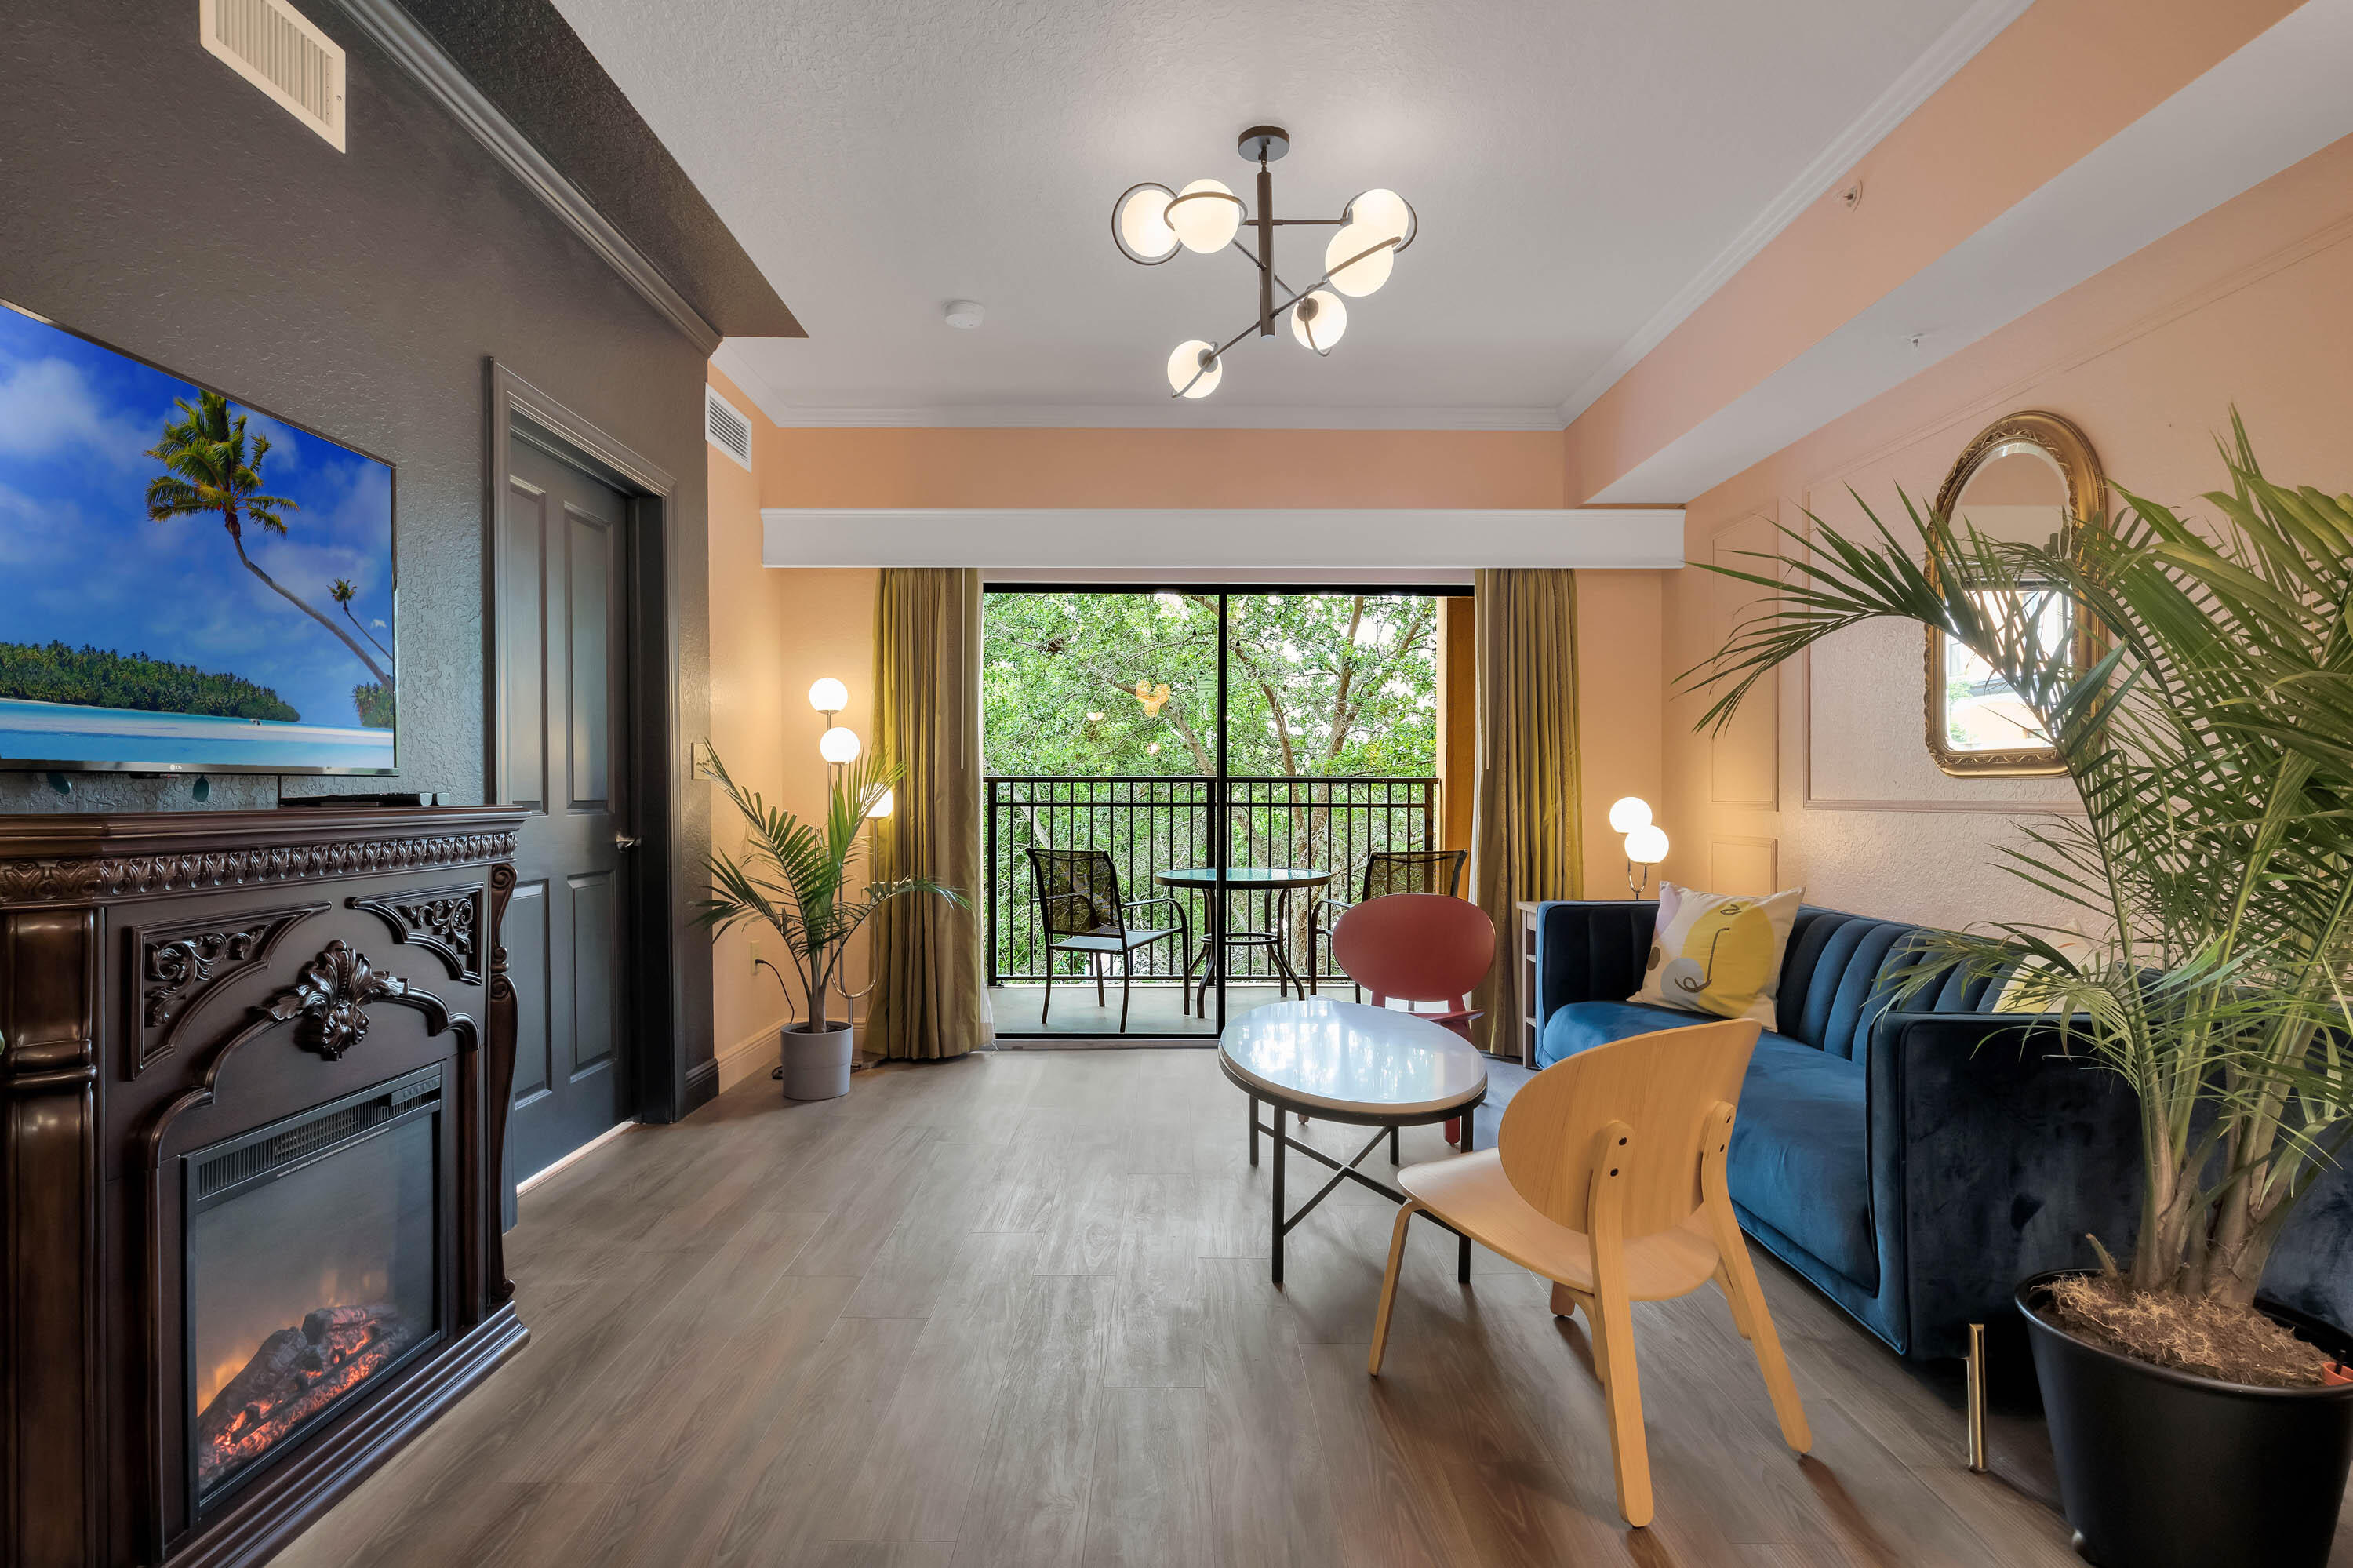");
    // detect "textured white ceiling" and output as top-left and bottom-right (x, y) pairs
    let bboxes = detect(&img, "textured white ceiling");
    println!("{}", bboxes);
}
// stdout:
(552, 0), (1988, 424)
